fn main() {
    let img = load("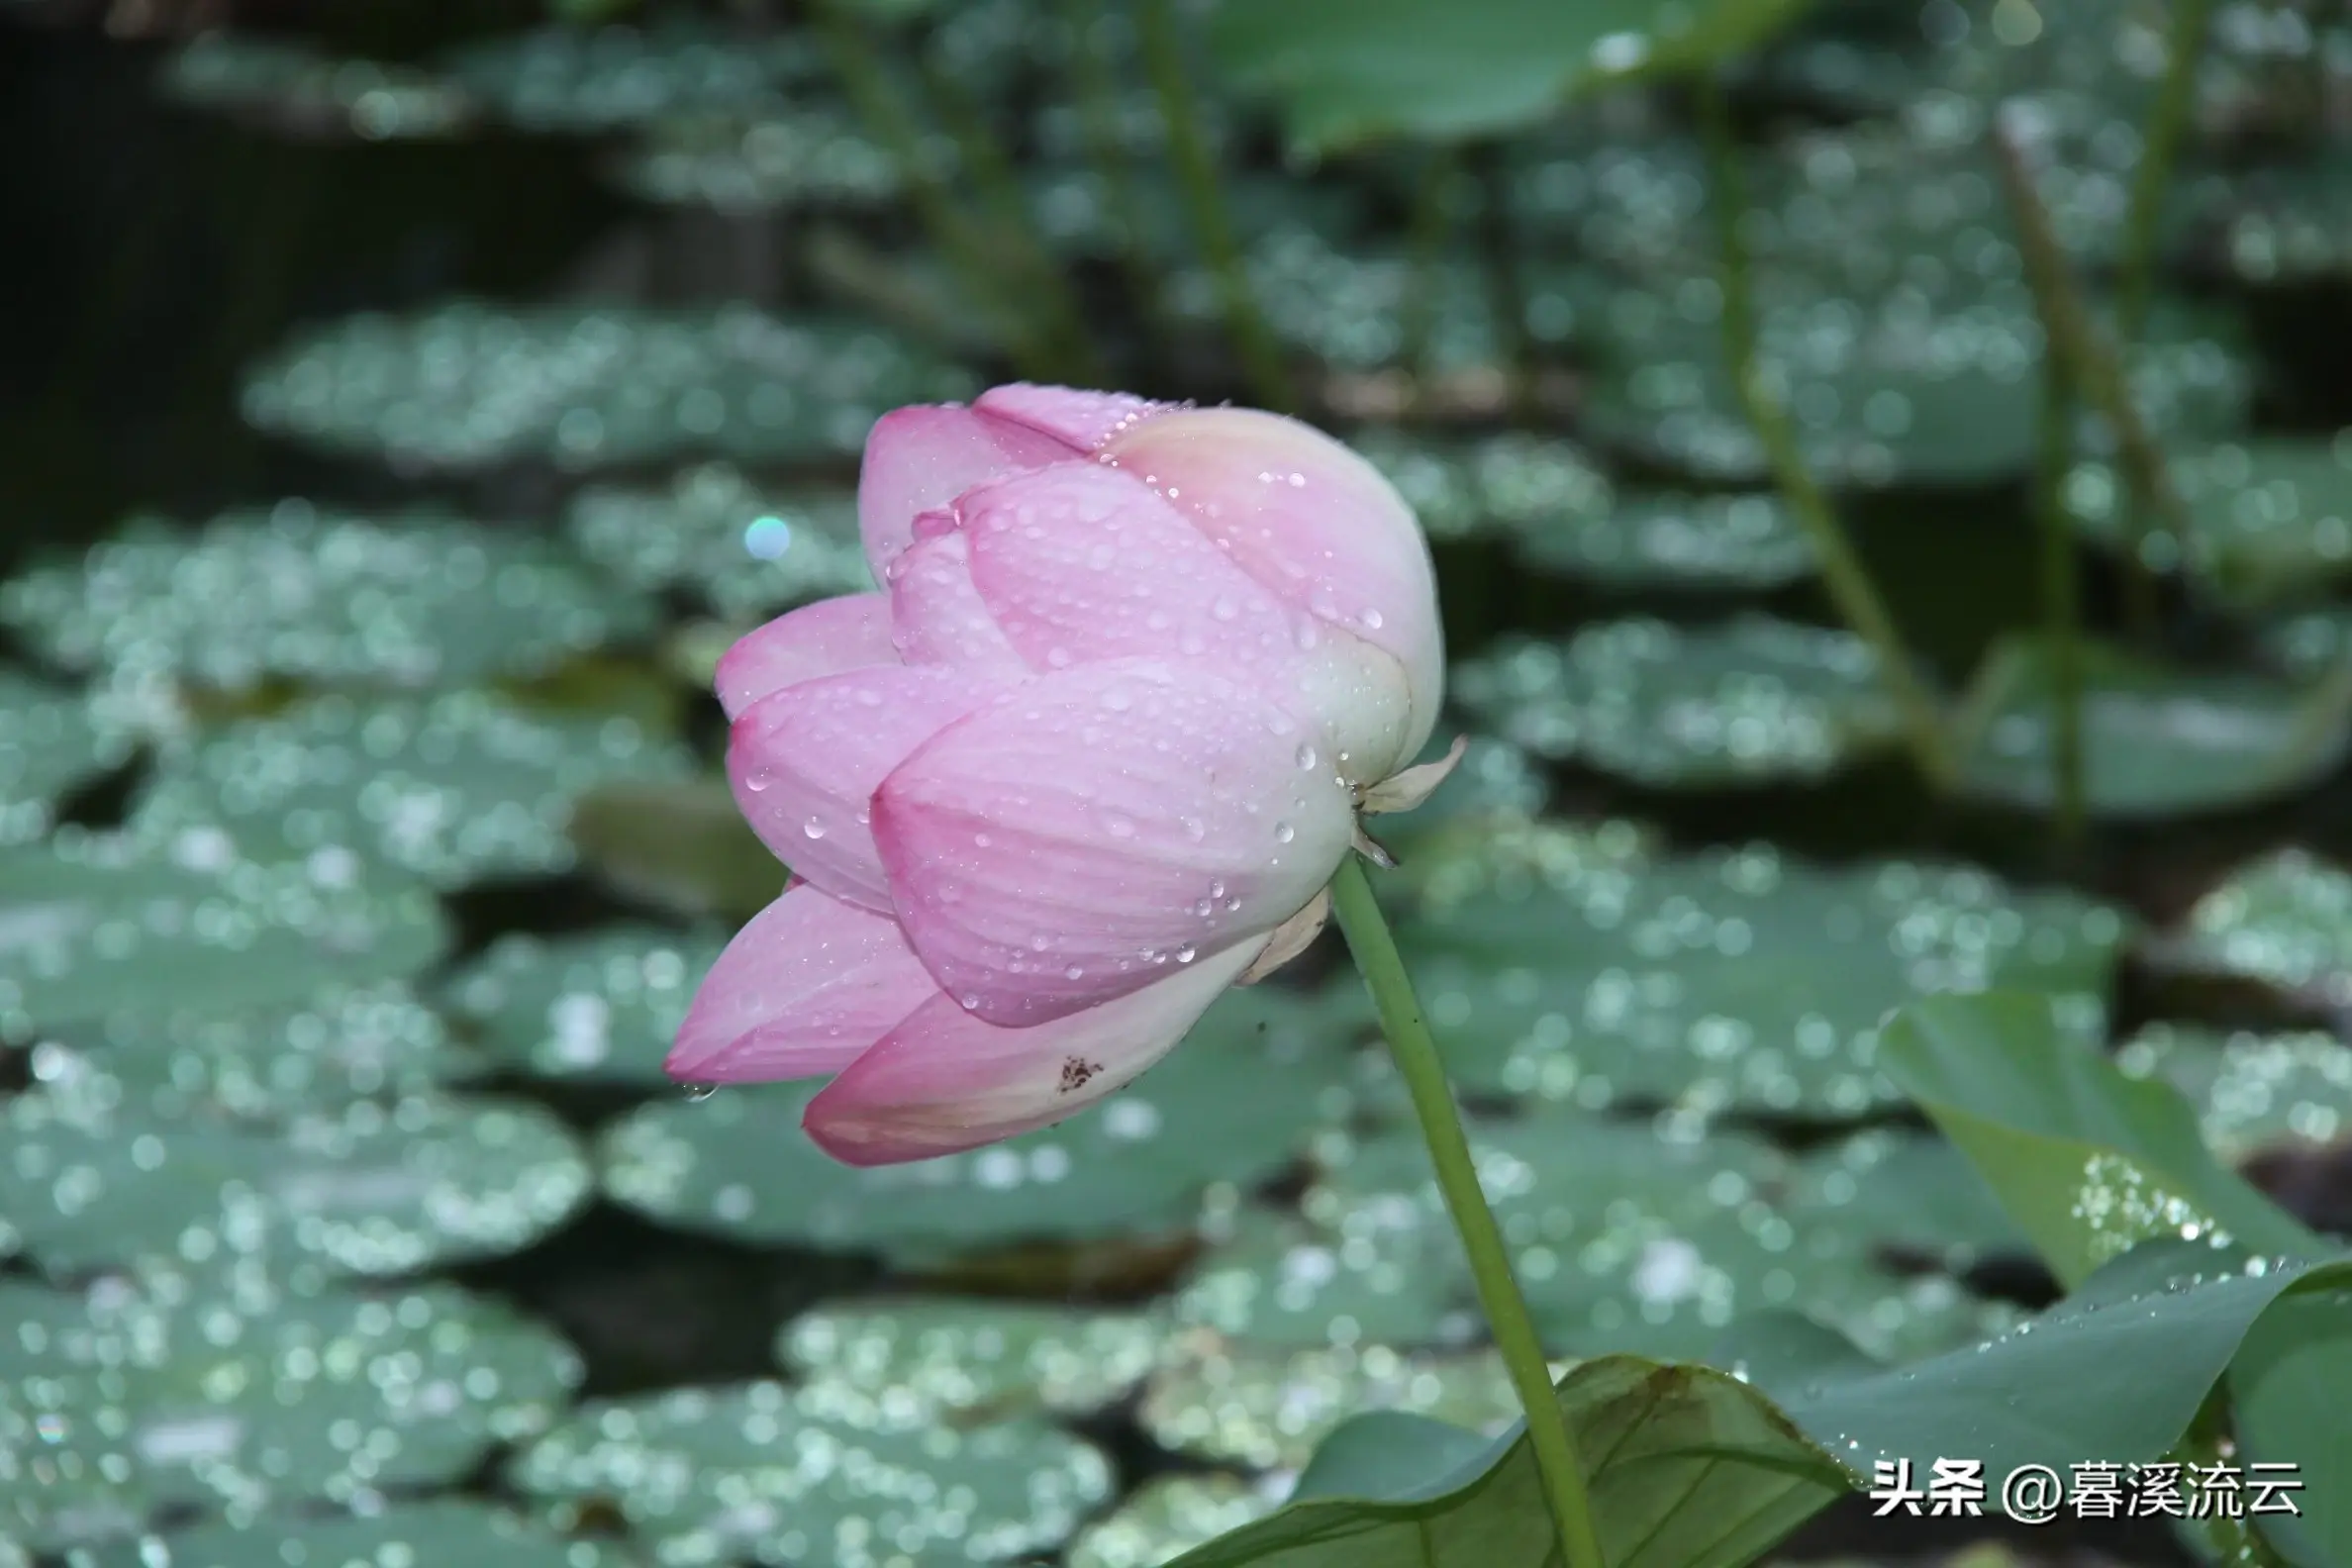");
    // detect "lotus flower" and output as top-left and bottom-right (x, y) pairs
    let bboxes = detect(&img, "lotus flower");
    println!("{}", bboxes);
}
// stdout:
(667, 384), (1458, 1163)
